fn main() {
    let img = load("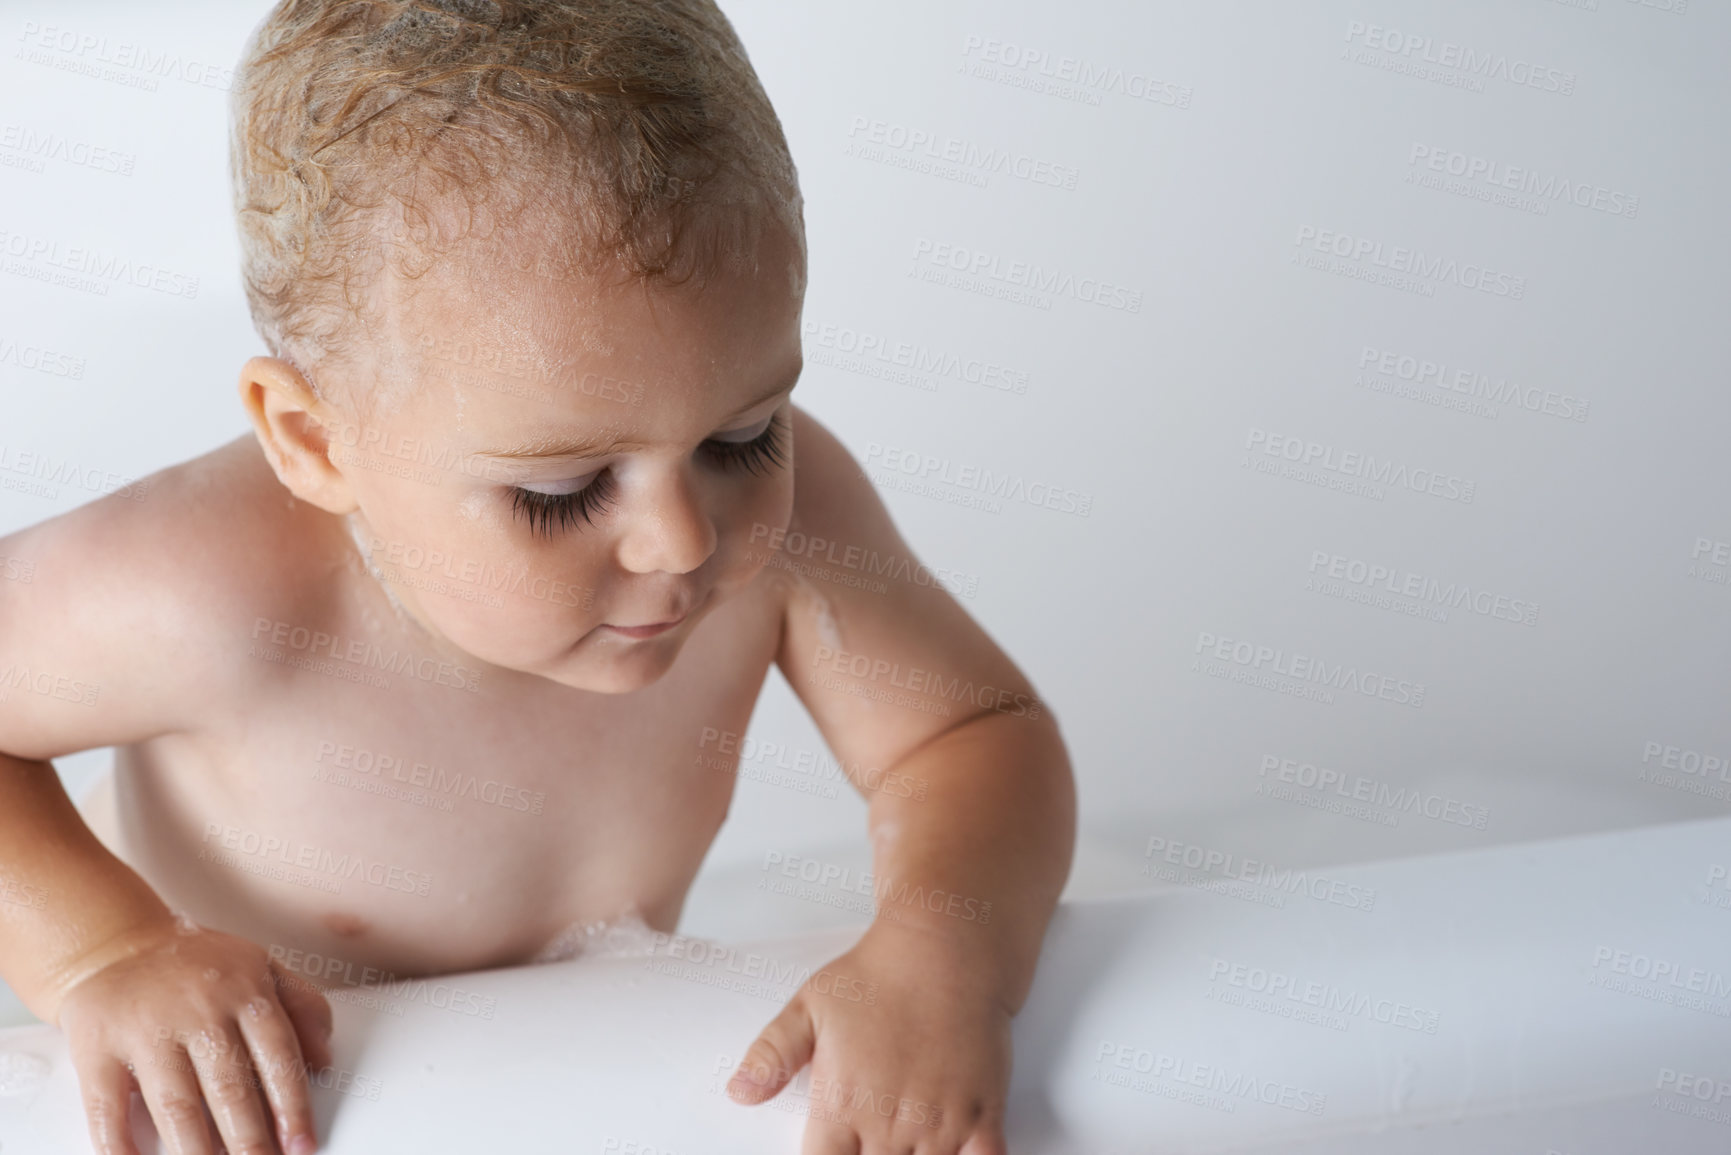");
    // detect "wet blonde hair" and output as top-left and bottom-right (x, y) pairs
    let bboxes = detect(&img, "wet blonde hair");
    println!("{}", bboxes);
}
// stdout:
(228, 0), (804, 393)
